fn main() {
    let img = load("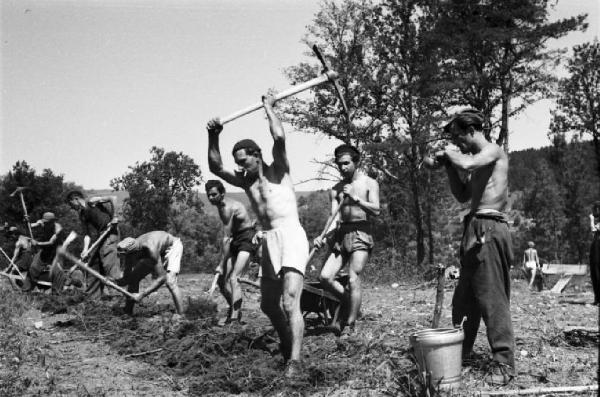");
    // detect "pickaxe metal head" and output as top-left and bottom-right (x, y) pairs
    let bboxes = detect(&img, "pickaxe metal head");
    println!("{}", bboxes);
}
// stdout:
(9, 186), (29, 198)
(312, 44), (351, 124)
